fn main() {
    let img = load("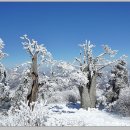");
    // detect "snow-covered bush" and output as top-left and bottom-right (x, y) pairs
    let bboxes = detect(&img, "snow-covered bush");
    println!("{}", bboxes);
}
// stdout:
(108, 87), (130, 117)
(64, 90), (79, 103)
(0, 101), (48, 126)
(47, 89), (80, 104)
(10, 66), (32, 108)
(0, 82), (11, 110)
